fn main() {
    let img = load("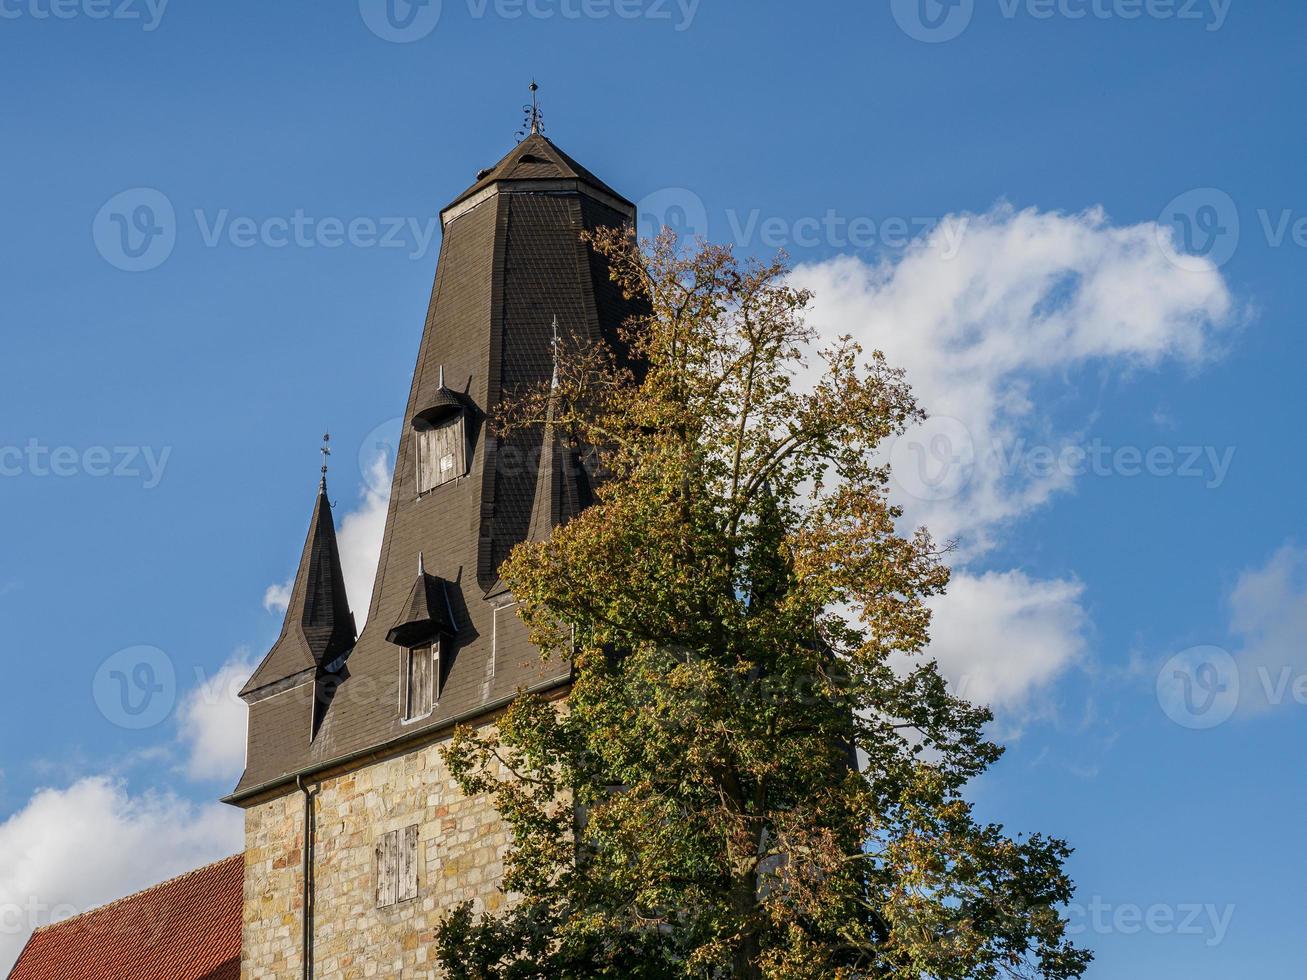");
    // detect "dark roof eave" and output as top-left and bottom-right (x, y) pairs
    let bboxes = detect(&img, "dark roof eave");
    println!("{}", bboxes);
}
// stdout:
(441, 177), (636, 228)
(239, 664), (320, 703)
(222, 672), (571, 808)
